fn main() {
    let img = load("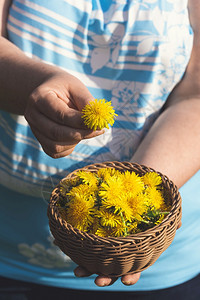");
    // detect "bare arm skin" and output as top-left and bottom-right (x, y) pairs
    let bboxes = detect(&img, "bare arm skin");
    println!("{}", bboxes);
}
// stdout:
(0, 0), (12, 36)
(131, 0), (200, 188)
